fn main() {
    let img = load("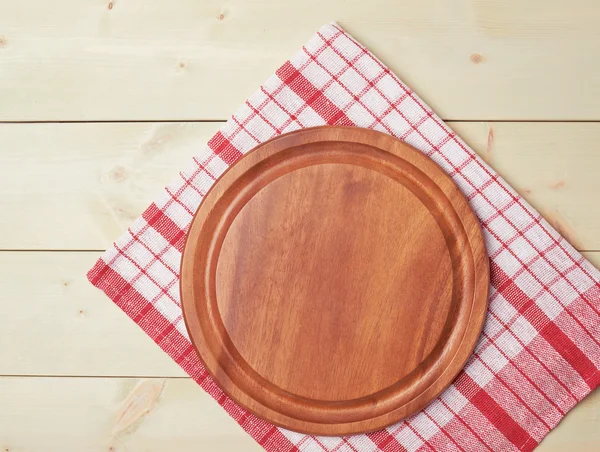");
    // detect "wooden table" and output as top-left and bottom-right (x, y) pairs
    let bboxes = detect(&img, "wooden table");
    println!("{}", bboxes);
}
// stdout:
(1, 1), (599, 450)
